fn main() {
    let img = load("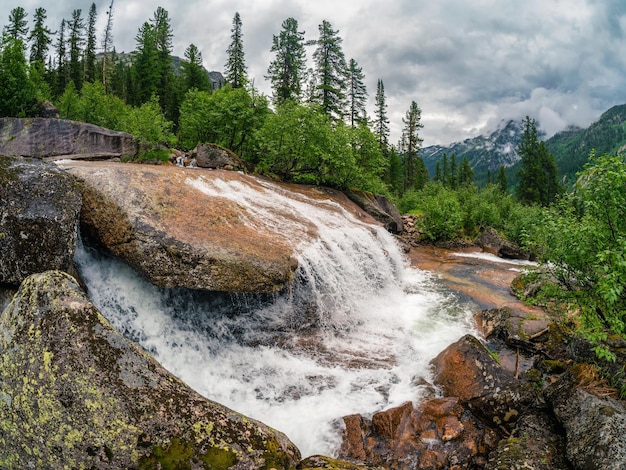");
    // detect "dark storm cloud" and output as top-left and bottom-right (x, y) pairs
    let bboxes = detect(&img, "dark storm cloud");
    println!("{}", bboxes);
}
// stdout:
(5, 0), (626, 145)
